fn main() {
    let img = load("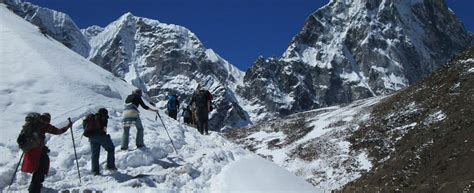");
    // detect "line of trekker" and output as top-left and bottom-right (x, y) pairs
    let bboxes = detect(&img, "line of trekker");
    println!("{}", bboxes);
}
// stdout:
(14, 86), (213, 193)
